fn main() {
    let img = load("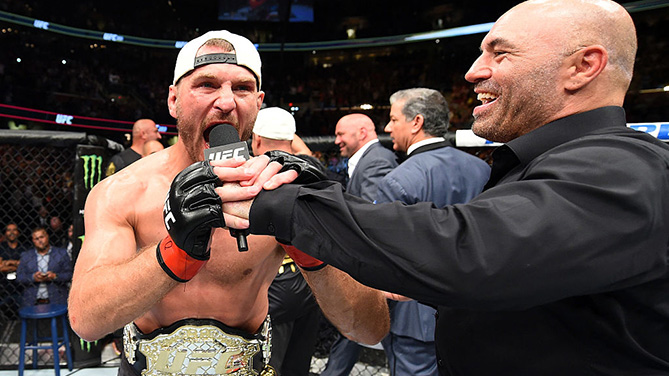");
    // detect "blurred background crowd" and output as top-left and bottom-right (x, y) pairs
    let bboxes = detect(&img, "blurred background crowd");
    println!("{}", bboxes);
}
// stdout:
(0, 0), (666, 144)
